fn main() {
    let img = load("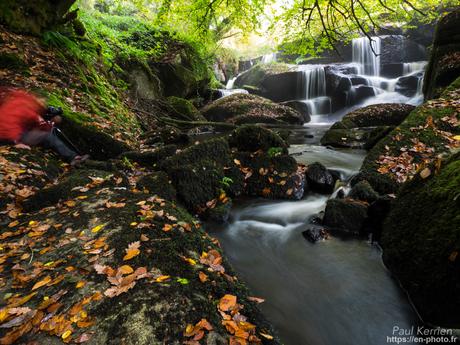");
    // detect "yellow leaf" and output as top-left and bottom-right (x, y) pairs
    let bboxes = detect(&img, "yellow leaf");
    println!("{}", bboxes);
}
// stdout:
(32, 275), (52, 290)
(76, 281), (86, 289)
(62, 330), (72, 340)
(123, 249), (140, 261)
(453, 135), (460, 141)
(118, 265), (134, 274)
(91, 224), (105, 233)
(155, 275), (171, 283)
(163, 224), (173, 232)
